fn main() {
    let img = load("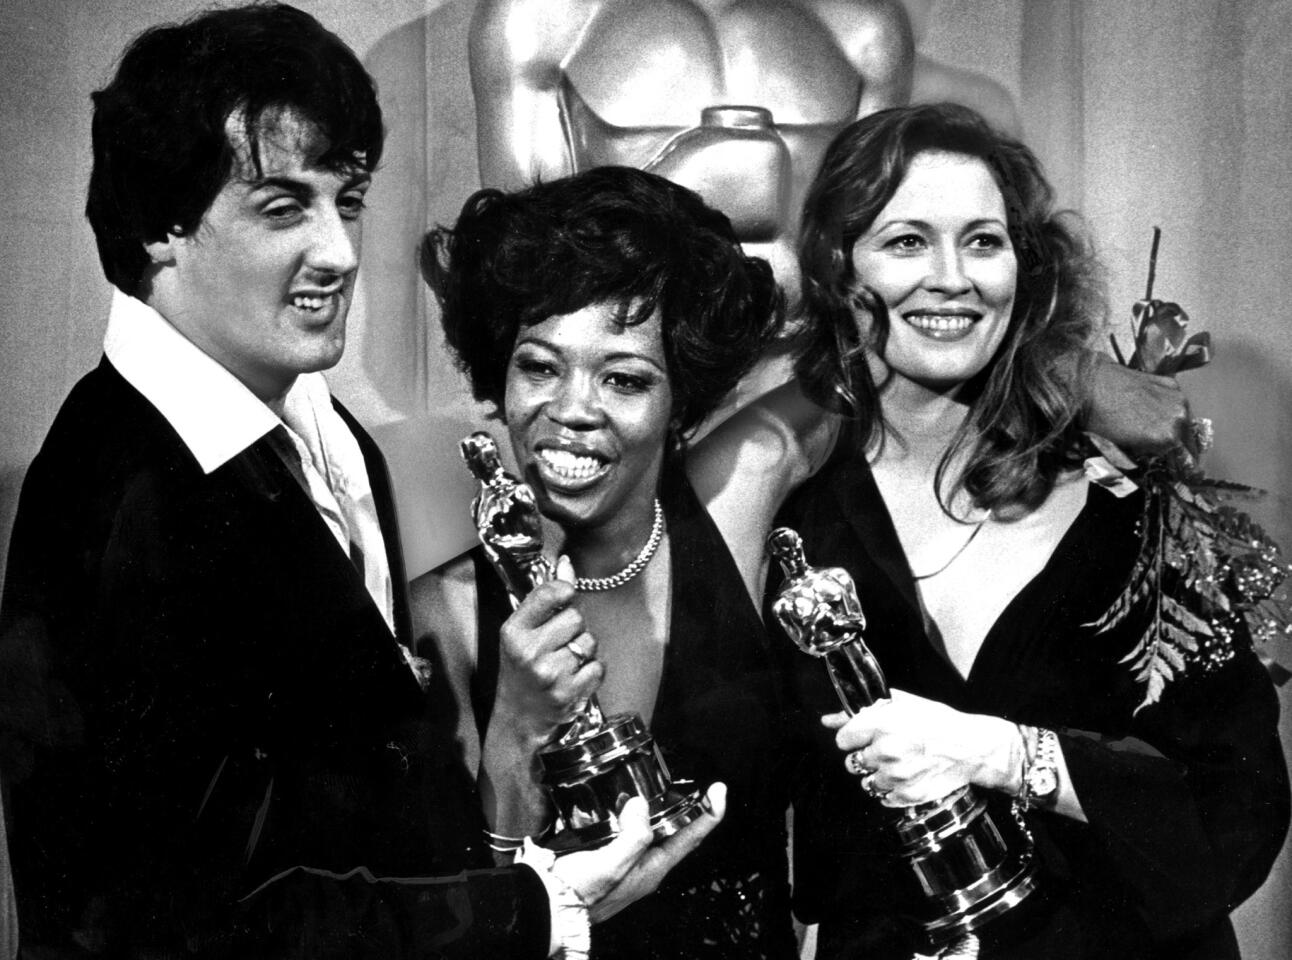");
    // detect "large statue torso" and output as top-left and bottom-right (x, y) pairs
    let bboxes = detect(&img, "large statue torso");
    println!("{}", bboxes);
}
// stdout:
(562, 0), (863, 130)
(474, 0), (913, 287)
(562, 1), (866, 281)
